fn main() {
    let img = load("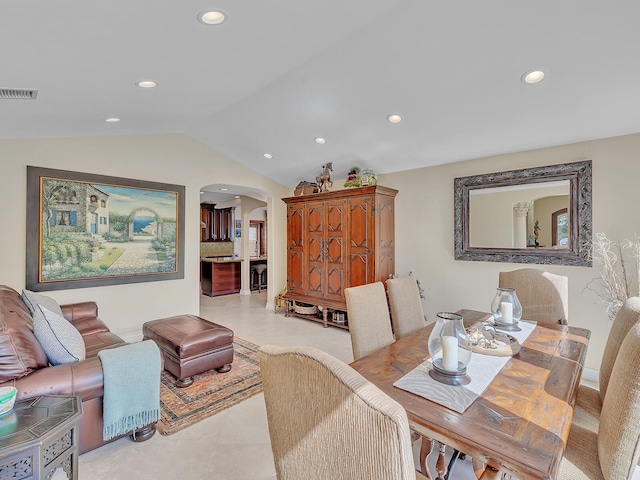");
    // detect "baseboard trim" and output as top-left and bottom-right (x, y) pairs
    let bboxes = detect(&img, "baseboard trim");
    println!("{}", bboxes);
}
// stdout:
(581, 366), (598, 385)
